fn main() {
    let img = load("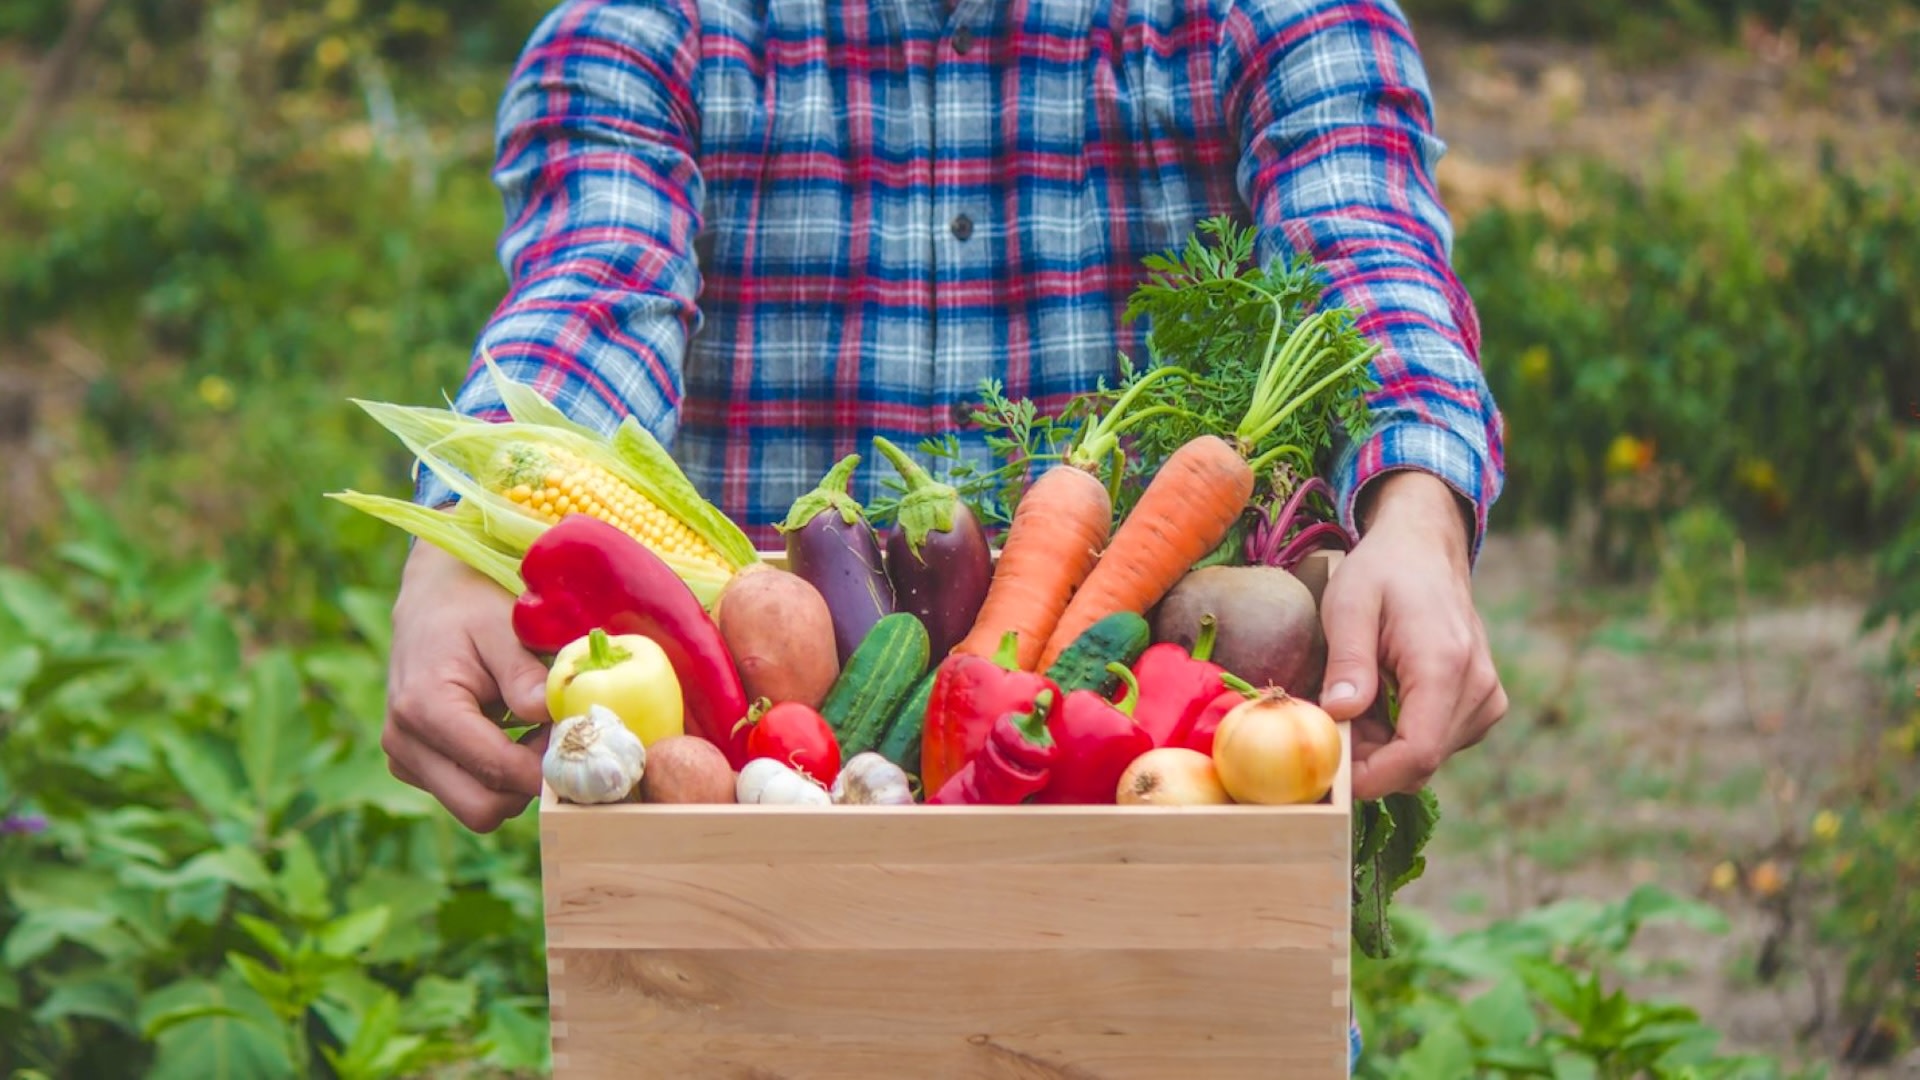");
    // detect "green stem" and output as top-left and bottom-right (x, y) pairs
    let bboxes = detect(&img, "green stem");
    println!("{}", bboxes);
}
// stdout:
(1221, 672), (1259, 698)
(993, 630), (1022, 671)
(1239, 342), (1381, 449)
(578, 627), (633, 672)
(1192, 613), (1219, 663)
(1238, 311), (1337, 445)
(1014, 689), (1056, 746)
(1070, 365), (1192, 467)
(1246, 442), (1314, 477)
(1108, 663), (1143, 716)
